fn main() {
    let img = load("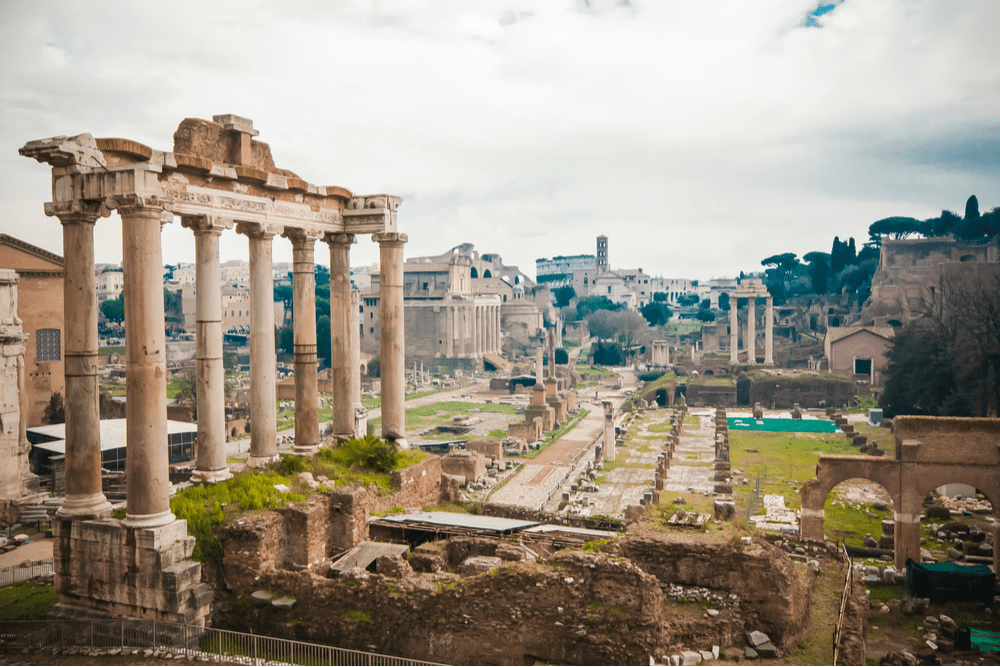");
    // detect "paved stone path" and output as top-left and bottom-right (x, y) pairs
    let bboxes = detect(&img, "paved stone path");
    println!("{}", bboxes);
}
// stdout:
(663, 410), (716, 497)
